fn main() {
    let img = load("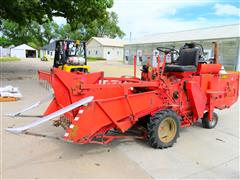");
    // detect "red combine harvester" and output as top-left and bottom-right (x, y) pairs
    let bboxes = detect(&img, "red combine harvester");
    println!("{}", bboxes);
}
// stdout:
(6, 42), (239, 149)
